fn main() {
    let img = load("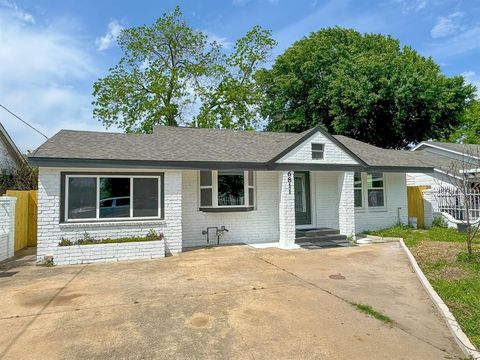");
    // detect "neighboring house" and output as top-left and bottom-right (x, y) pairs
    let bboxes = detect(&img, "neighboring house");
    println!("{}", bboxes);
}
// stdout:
(29, 126), (432, 264)
(408, 141), (480, 188)
(408, 142), (480, 228)
(0, 122), (24, 176)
